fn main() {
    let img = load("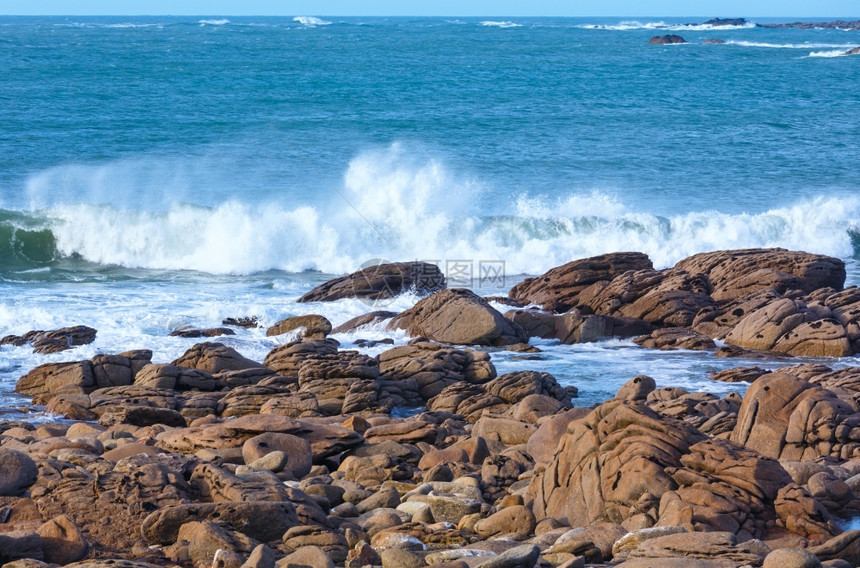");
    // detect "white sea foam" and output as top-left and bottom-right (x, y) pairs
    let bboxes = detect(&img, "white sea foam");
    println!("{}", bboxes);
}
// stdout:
(199, 19), (230, 26)
(579, 20), (755, 31)
(808, 49), (853, 57)
(18, 144), (860, 277)
(480, 21), (522, 28)
(293, 16), (332, 27)
(728, 41), (857, 49)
